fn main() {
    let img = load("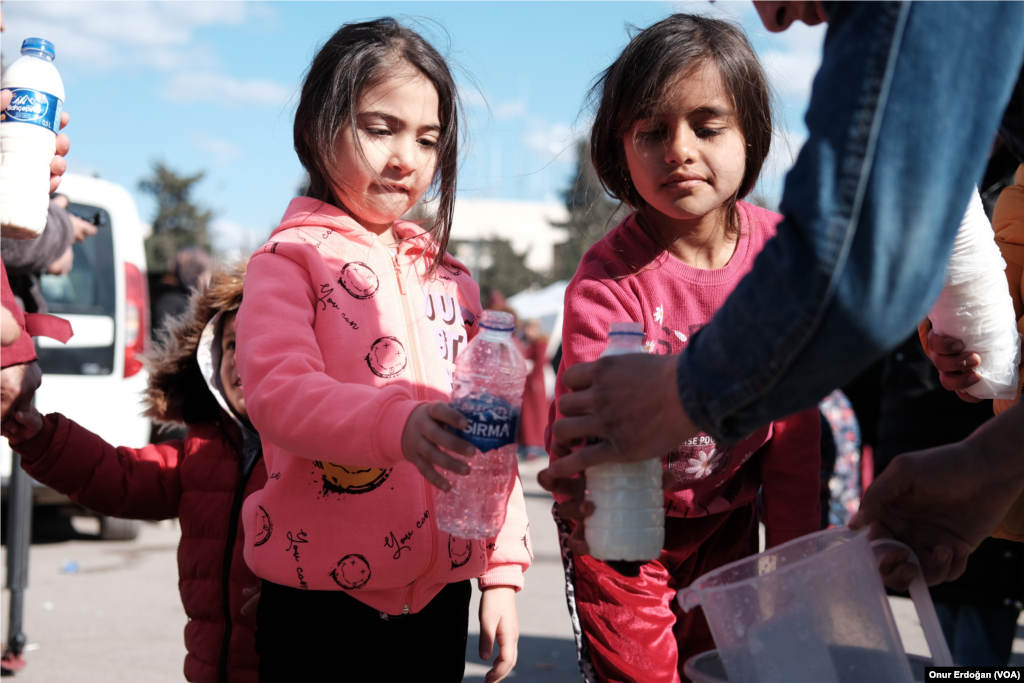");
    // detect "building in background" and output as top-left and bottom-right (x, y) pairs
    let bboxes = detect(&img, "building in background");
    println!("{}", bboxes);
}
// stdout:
(450, 199), (568, 278)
